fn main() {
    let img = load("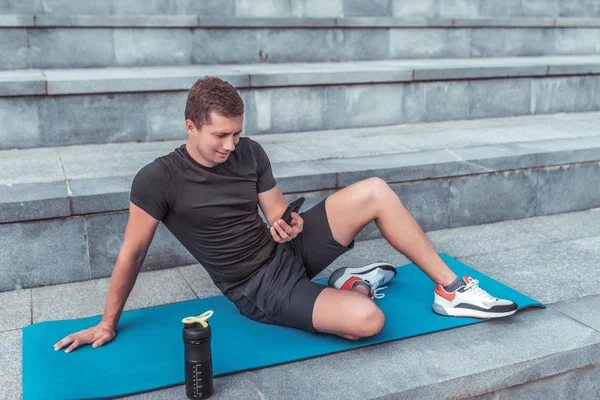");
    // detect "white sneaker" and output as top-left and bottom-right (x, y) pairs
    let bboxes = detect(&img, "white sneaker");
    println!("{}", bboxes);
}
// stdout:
(432, 275), (518, 318)
(328, 262), (397, 299)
